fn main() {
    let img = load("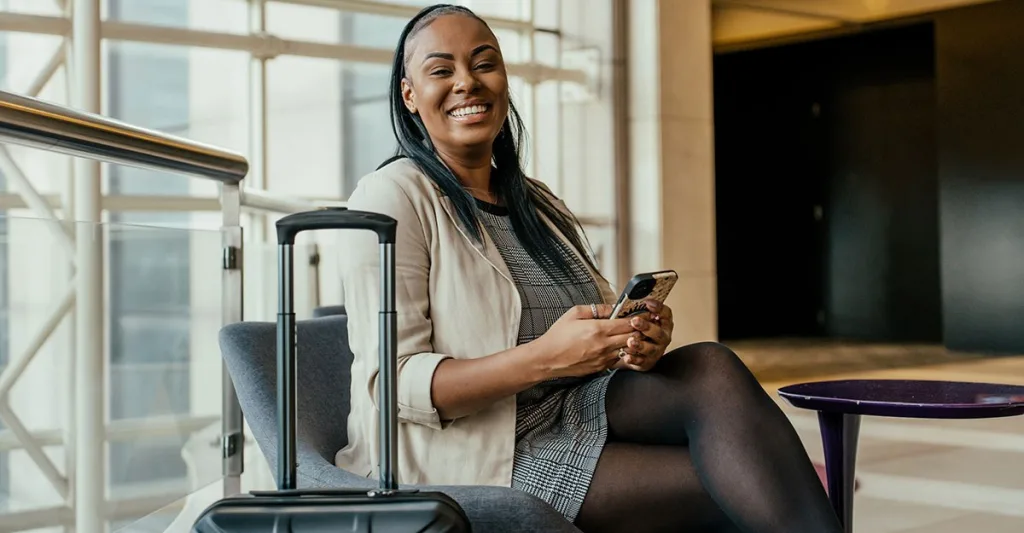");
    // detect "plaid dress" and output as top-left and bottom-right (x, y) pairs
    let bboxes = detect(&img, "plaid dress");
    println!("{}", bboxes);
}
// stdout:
(477, 200), (613, 523)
